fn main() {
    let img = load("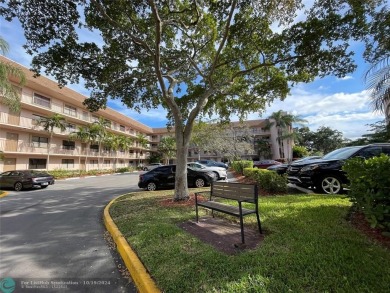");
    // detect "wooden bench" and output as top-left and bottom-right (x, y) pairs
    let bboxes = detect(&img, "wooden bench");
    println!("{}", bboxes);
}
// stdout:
(195, 181), (262, 244)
